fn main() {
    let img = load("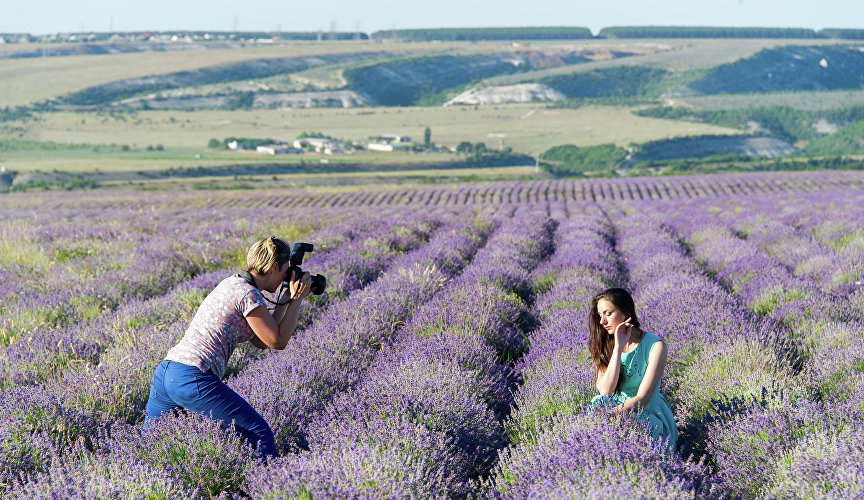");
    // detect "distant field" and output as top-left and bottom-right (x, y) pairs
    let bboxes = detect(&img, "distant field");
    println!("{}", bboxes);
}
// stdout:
(676, 89), (864, 111)
(100, 165), (541, 191)
(4, 105), (739, 173)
